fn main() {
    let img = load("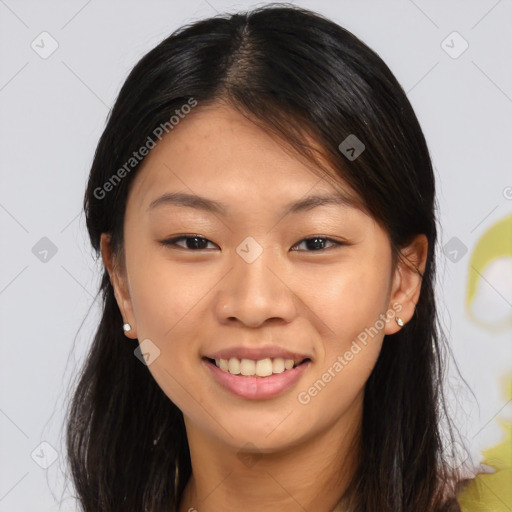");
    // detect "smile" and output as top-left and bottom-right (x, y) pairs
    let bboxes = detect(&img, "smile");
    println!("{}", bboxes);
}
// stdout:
(202, 357), (311, 400)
